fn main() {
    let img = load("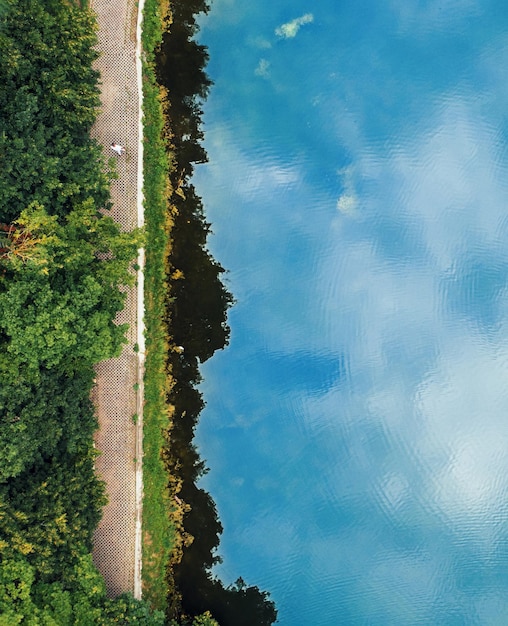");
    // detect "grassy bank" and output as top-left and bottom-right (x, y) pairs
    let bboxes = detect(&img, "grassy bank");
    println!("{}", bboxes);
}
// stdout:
(141, 0), (208, 612)
(141, 0), (175, 609)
